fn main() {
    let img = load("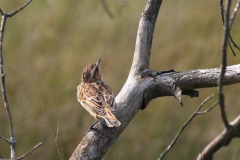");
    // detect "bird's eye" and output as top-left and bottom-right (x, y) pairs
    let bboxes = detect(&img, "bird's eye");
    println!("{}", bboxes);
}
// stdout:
(95, 67), (98, 72)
